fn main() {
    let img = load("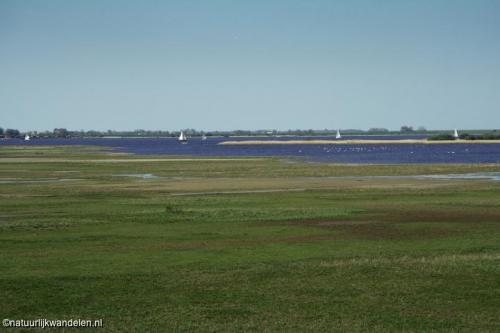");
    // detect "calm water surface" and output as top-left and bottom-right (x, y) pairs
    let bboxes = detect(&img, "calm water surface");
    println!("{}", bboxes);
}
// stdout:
(2, 136), (500, 164)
